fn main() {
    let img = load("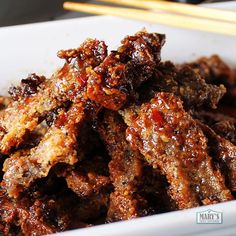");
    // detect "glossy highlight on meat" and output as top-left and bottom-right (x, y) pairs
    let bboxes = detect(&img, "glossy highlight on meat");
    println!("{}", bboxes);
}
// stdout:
(87, 31), (165, 110)
(122, 93), (233, 208)
(0, 30), (236, 236)
(97, 111), (148, 221)
(0, 39), (107, 154)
